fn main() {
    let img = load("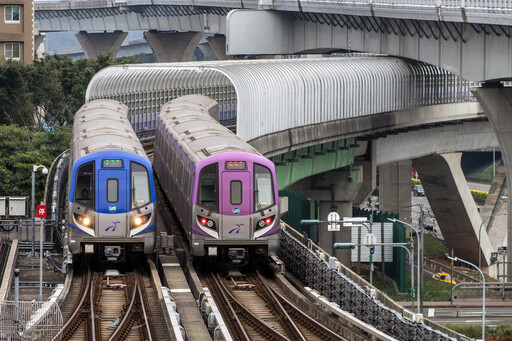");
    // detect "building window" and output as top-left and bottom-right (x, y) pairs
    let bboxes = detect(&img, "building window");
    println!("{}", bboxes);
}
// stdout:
(5, 6), (20, 23)
(5, 43), (20, 60)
